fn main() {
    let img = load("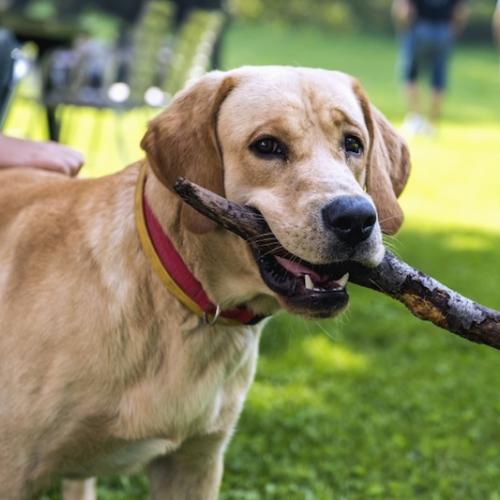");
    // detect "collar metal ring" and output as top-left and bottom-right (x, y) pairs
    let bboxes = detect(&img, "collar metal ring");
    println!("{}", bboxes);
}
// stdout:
(204, 304), (221, 326)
